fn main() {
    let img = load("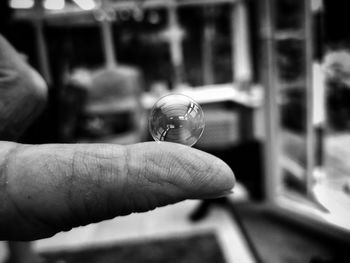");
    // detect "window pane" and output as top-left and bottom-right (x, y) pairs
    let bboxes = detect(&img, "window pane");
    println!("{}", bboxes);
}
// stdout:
(273, 0), (309, 195)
